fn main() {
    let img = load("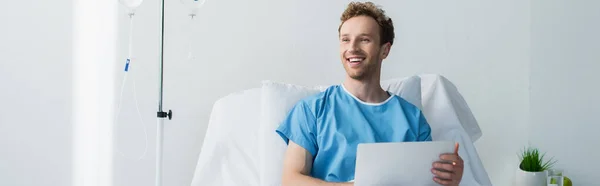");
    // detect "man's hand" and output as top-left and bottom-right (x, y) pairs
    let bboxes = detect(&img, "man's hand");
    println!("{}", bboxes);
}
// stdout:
(431, 142), (464, 186)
